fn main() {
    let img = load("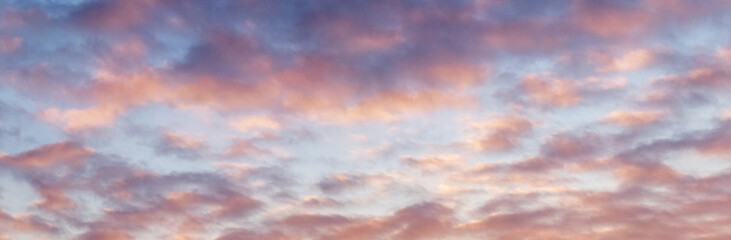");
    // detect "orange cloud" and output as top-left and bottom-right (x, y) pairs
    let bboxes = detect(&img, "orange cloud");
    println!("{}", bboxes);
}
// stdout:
(229, 115), (281, 133)
(39, 106), (123, 132)
(592, 49), (655, 72)
(603, 110), (664, 127)
(721, 109), (731, 121)
(342, 89), (475, 123)
(38, 70), (164, 132)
